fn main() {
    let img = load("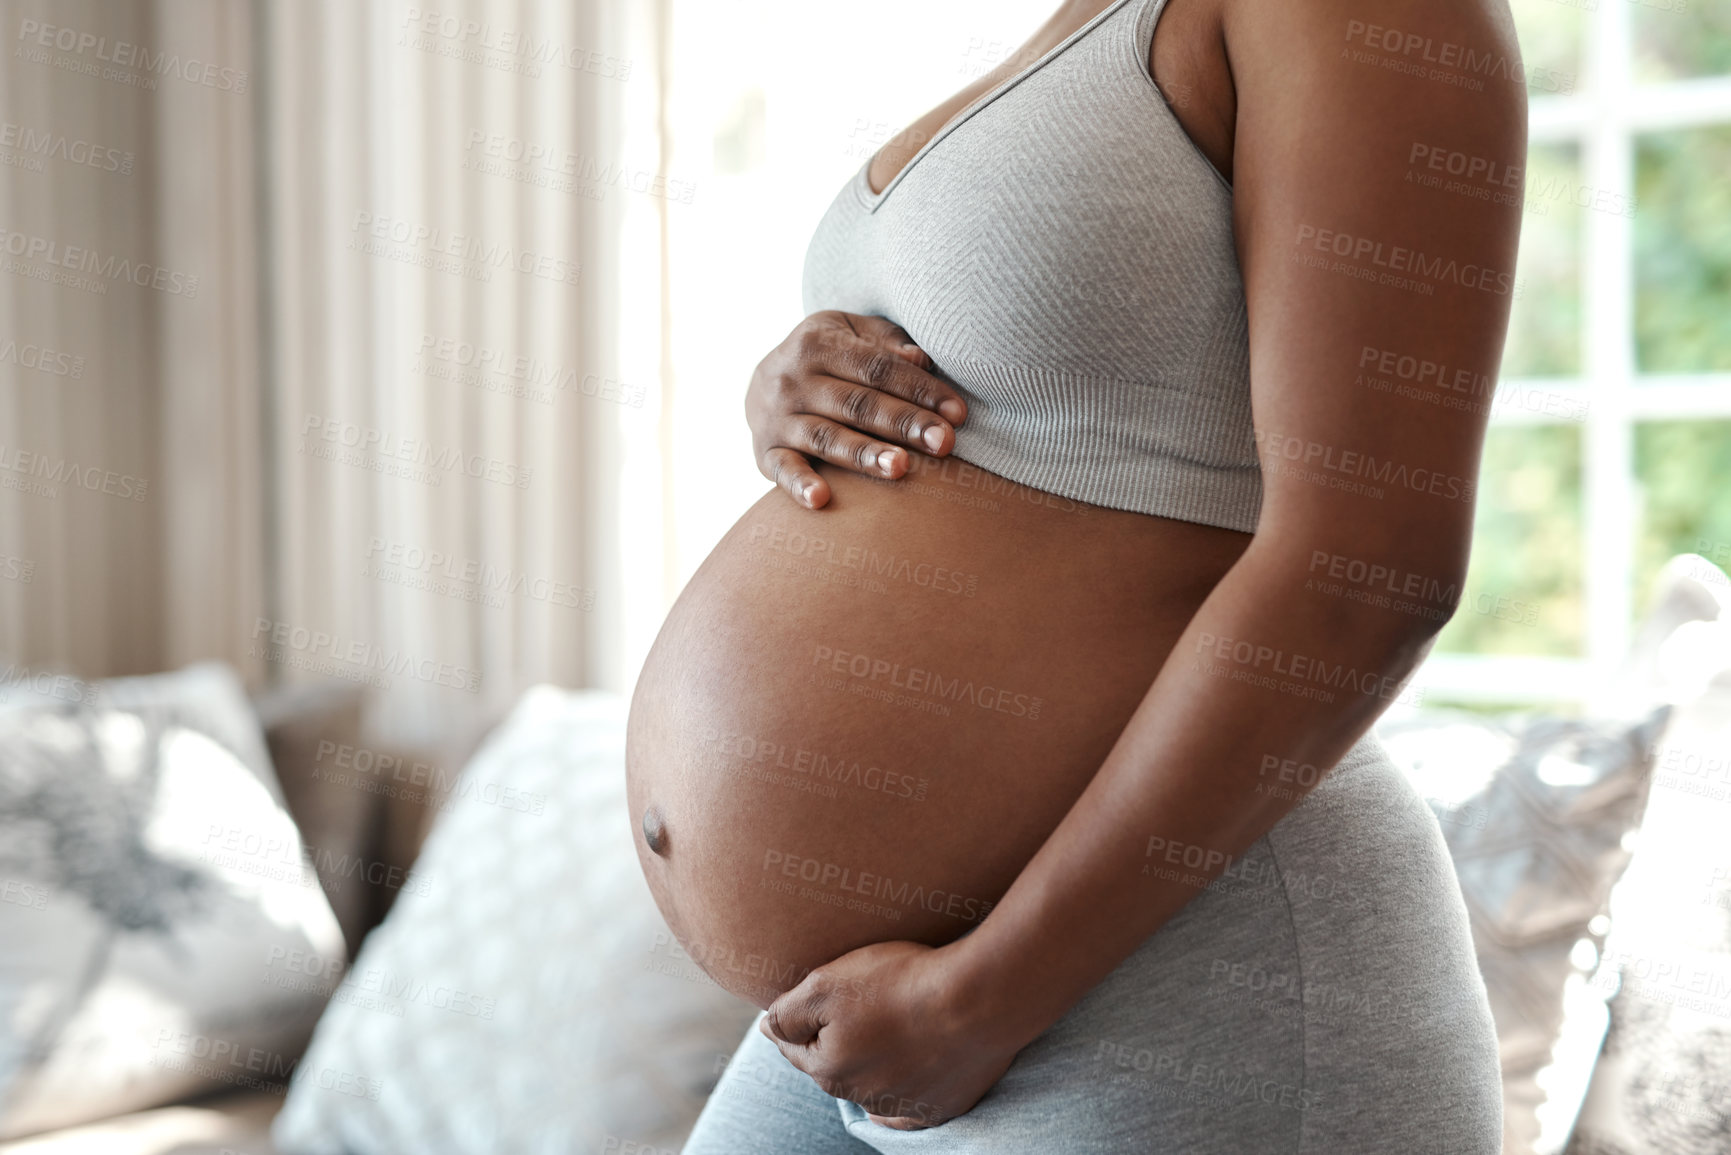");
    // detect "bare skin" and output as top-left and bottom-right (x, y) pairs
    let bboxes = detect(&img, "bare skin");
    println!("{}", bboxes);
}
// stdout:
(627, 0), (1524, 1130)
